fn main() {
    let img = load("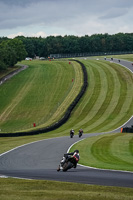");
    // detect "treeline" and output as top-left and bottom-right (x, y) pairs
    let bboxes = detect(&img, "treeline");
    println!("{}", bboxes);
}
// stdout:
(0, 33), (133, 70)
(0, 38), (27, 70)
(16, 33), (133, 57)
